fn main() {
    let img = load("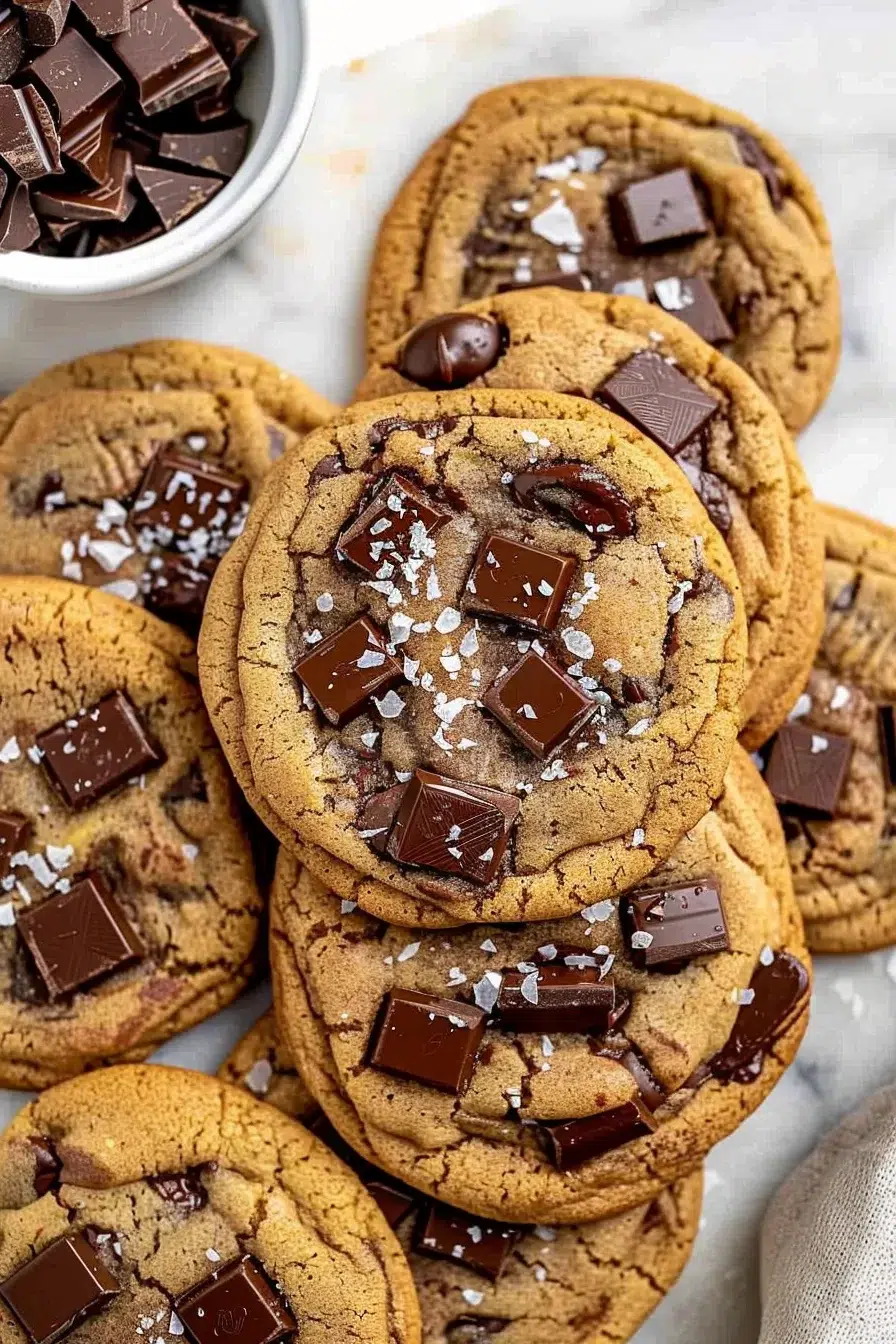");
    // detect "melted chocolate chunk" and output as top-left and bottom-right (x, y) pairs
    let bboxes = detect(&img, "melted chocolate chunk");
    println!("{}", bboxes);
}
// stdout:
(147, 1168), (207, 1211)
(543, 1099), (656, 1170)
(711, 950), (809, 1083)
(764, 721), (854, 818)
(29, 1136), (62, 1196)
(880, 706), (896, 787)
(112, 0), (229, 117)
(599, 349), (719, 455)
(495, 965), (617, 1033)
(414, 1204), (520, 1280)
(369, 988), (486, 1094)
(357, 782), (405, 854)
(0, 1233), (120, 1342)
(610, 168), (710, 252)
(175, 1255), (296, 1344)
(29, 27), (122, 183)
(384, 769), (519, 885)
(463, 533), (576, 632)
(37, 689), (164, 809)
(337, 472), (451, 577)
(445, 1318), (511, 1343)
(0, 83), (61, 181)
(482, 651), (597, 759)
(652, 275), (734, 345)
(622, 878), (729, 969)
(295, 616), (403, 729)
(132, 448), (248, 540)
(399, 312), (504, 389)
(511, 463), (634, 539)
(620, 1047), (666, 1112)
(0, 811), (29, 879)
(726, 124), (784, 210)
(17, 871), (144, 999)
